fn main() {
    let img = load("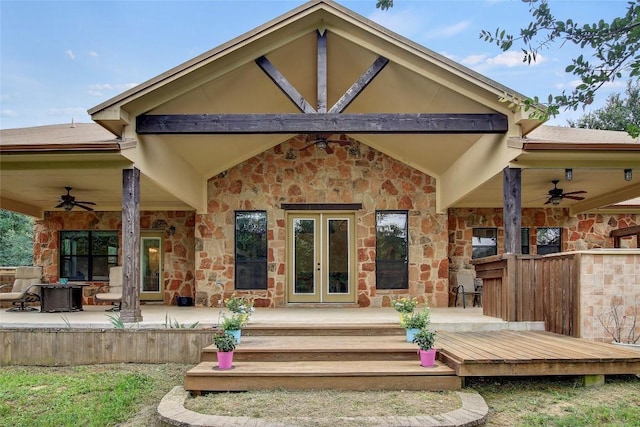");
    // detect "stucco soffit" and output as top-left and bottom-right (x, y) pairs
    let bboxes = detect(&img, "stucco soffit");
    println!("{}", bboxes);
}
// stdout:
(0, 197), (44, 219)
(121, 136), (206, 213)
(437, 134), (521, 212)
(570, 183), (640, 216)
